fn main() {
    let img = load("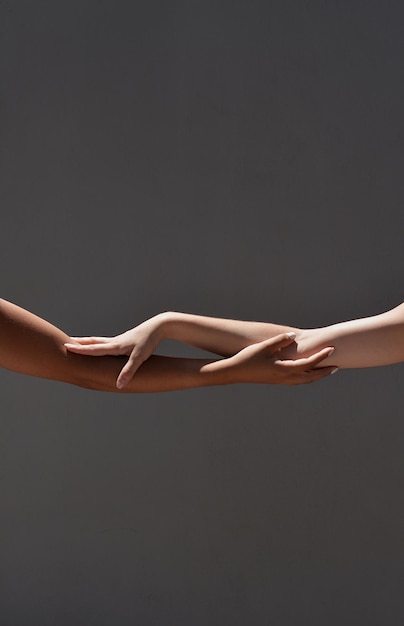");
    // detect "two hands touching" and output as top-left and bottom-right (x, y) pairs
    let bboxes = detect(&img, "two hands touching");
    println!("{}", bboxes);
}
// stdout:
(65, 313), (337, 390)
(65, 316), (169, 389)
(1, 299), (401, 394)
